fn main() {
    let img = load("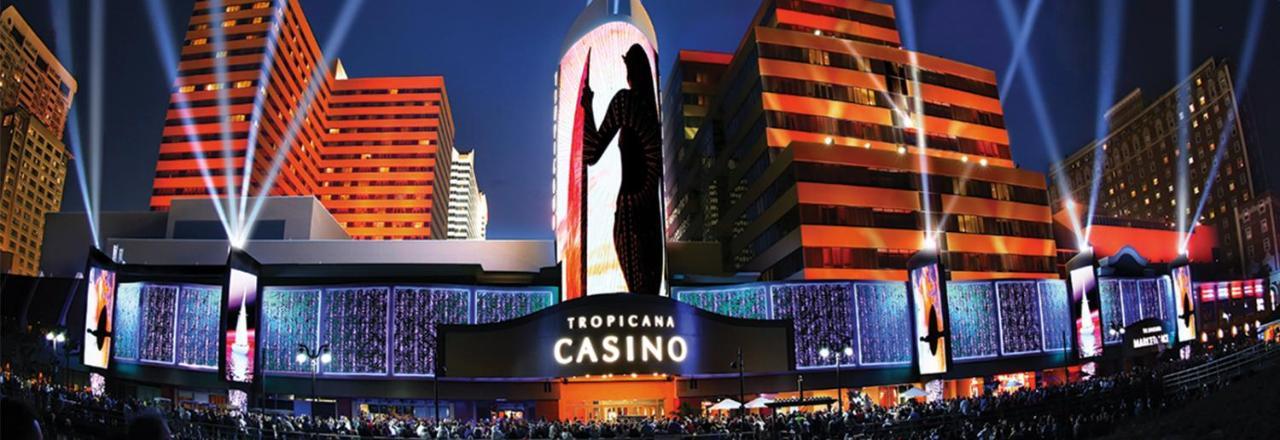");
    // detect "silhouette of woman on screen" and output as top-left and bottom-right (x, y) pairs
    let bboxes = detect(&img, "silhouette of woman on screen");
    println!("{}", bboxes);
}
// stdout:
(579, 44), (663, 295)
